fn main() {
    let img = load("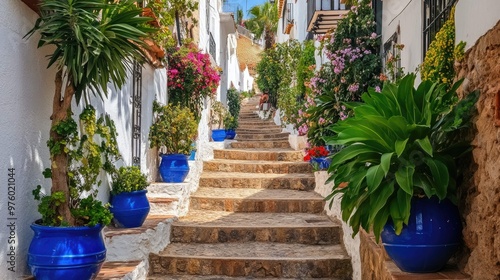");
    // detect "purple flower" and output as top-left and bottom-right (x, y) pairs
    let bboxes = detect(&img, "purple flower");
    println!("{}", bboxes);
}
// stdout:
(375, 86), (381, 93)
(348, 83), (359, 92)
